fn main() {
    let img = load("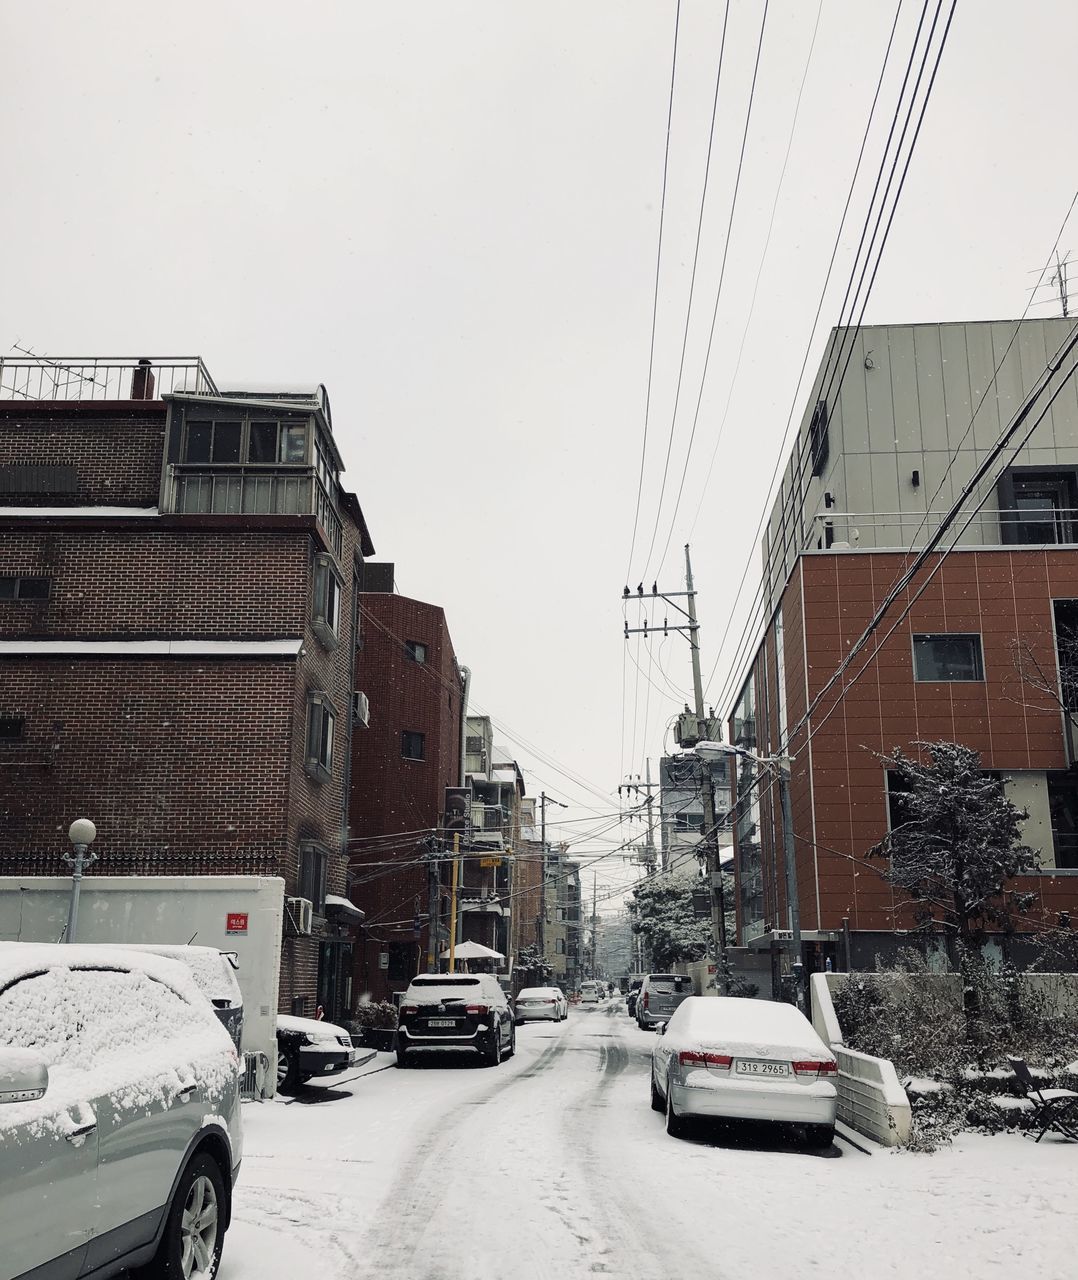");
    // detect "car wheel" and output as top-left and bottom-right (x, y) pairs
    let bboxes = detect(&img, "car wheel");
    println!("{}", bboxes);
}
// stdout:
(135, 1151), (226, 1280)
(805, 1123), (835, 1150)
(650, 1069), (664, 1113)
(485, 1027), (503, 1067)
(276, 1046), (300, 1094)
(665, 1079), (689, 1139)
